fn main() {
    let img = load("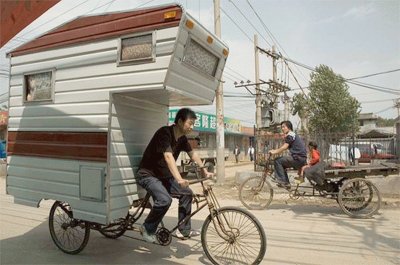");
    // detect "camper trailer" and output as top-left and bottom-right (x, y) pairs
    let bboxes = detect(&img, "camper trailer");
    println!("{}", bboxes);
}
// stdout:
(6, 4), (228, 224)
